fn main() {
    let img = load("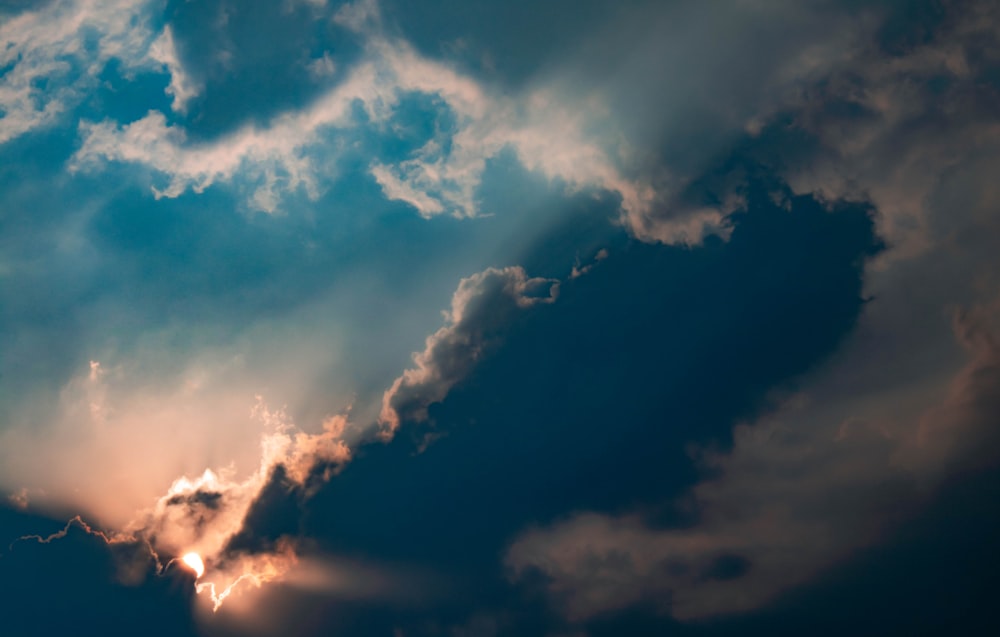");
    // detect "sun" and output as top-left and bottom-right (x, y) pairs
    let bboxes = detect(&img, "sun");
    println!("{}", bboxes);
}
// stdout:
(181, 552), (205, 578)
